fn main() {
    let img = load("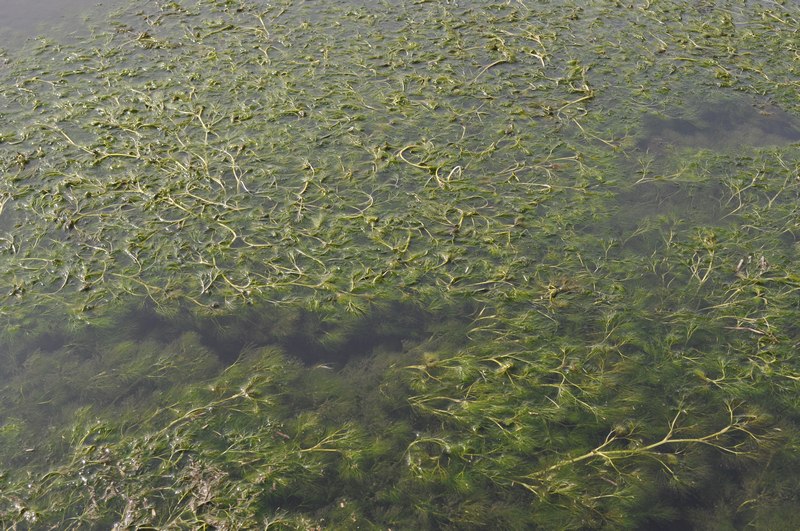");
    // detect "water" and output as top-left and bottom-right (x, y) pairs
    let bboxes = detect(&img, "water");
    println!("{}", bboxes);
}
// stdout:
(1, 1), (800, 528)
(638, 97), (800, 154)
(0, 0), (130, 44)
